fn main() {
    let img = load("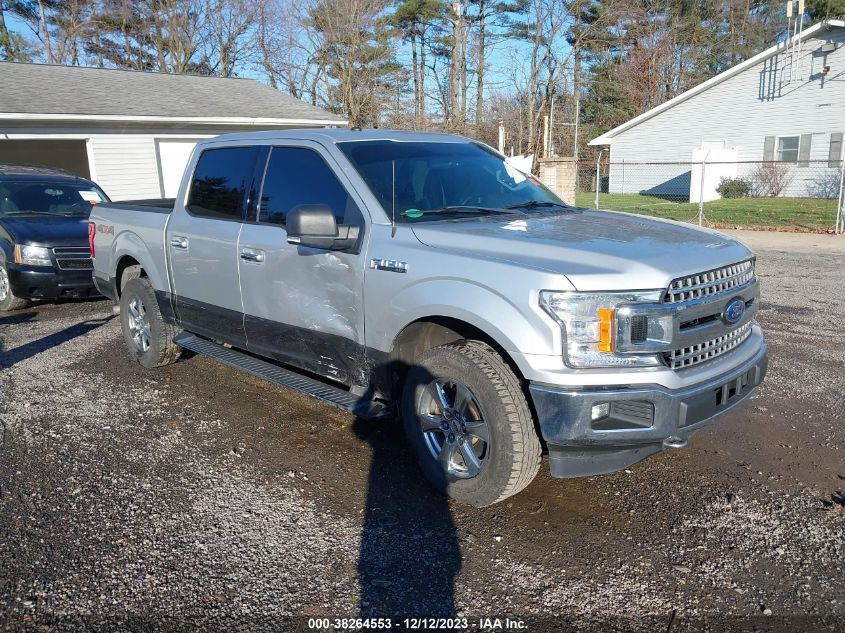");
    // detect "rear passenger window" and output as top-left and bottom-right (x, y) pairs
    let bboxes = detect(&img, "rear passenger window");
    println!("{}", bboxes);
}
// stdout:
(258, 147), (358, 225)
(187, 147), (258, 220)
